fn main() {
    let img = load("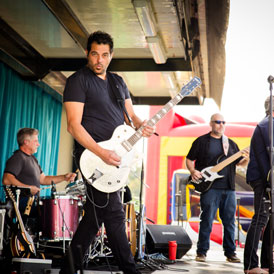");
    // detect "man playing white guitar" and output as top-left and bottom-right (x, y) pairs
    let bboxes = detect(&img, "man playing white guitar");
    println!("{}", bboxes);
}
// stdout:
(59, 31), (155, 274)
(186, 113), (249, 263)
